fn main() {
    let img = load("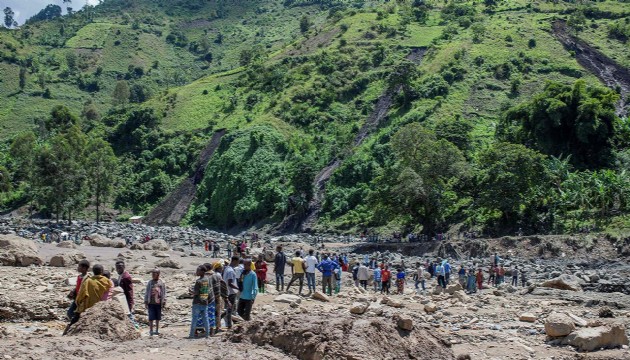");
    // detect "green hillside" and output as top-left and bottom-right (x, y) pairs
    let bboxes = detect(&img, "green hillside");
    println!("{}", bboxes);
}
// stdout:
(1, 0), (629, 239)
